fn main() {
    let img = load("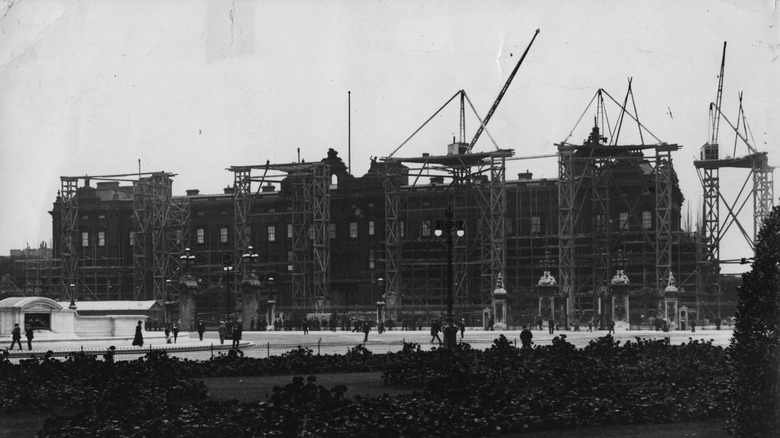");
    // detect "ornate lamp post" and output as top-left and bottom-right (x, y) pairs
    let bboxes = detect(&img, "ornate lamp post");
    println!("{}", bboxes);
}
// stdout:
(68, 283), (77, 310)
(178, 247), (197, 329)
(241, 246), (261, 325)
(223, 255), (234, 321)
(266, 275), (276, 331)
(242, 246), (260, 273)
(376, 277), (385, 327)
(164, 279), (173, 323)
(434, 206), (465, 349)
